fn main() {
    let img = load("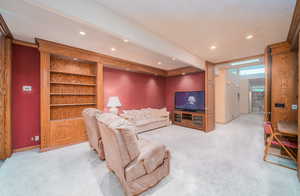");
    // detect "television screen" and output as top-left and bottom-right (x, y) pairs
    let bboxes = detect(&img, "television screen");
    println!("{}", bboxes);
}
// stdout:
(175, 91), (205, 111)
